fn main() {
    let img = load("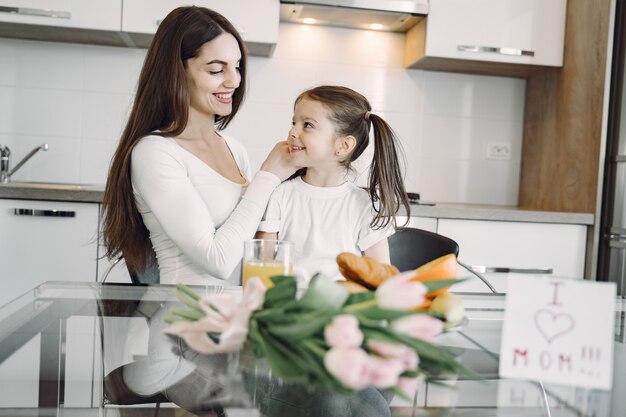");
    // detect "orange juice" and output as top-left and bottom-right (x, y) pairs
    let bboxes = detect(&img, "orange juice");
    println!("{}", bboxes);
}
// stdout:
(242, 261), (293, 288)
